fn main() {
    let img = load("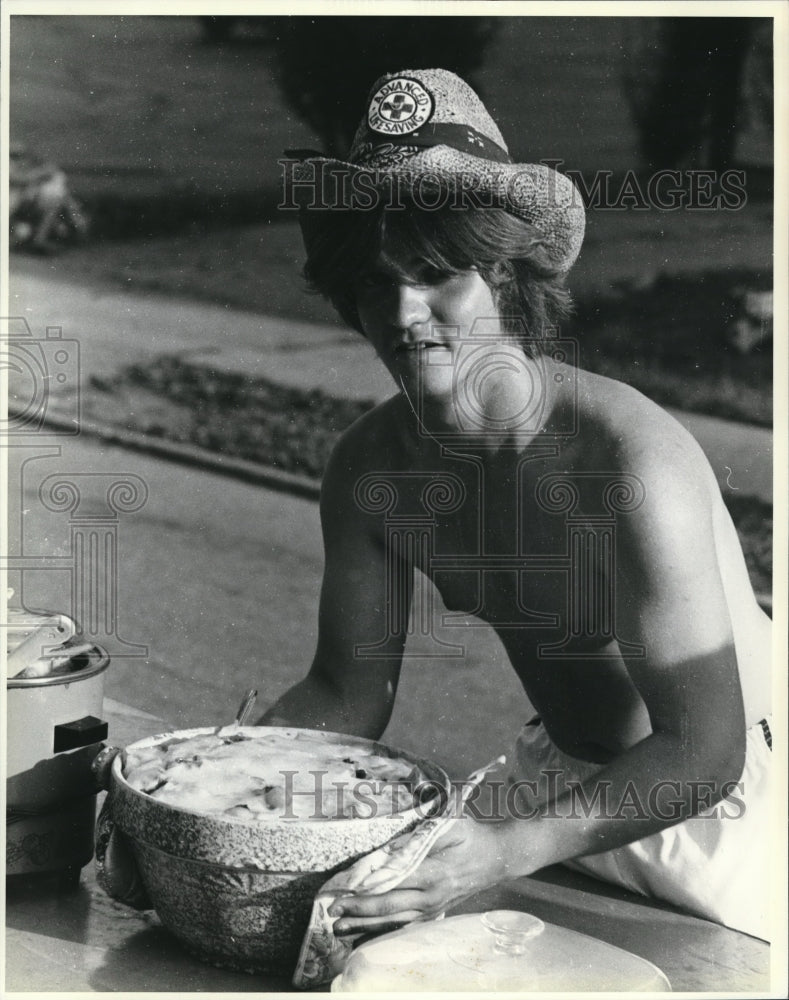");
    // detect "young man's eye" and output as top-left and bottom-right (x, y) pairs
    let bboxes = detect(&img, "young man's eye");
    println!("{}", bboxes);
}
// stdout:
(415, 266), (452, 285)
(354, 265), (453, 292)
